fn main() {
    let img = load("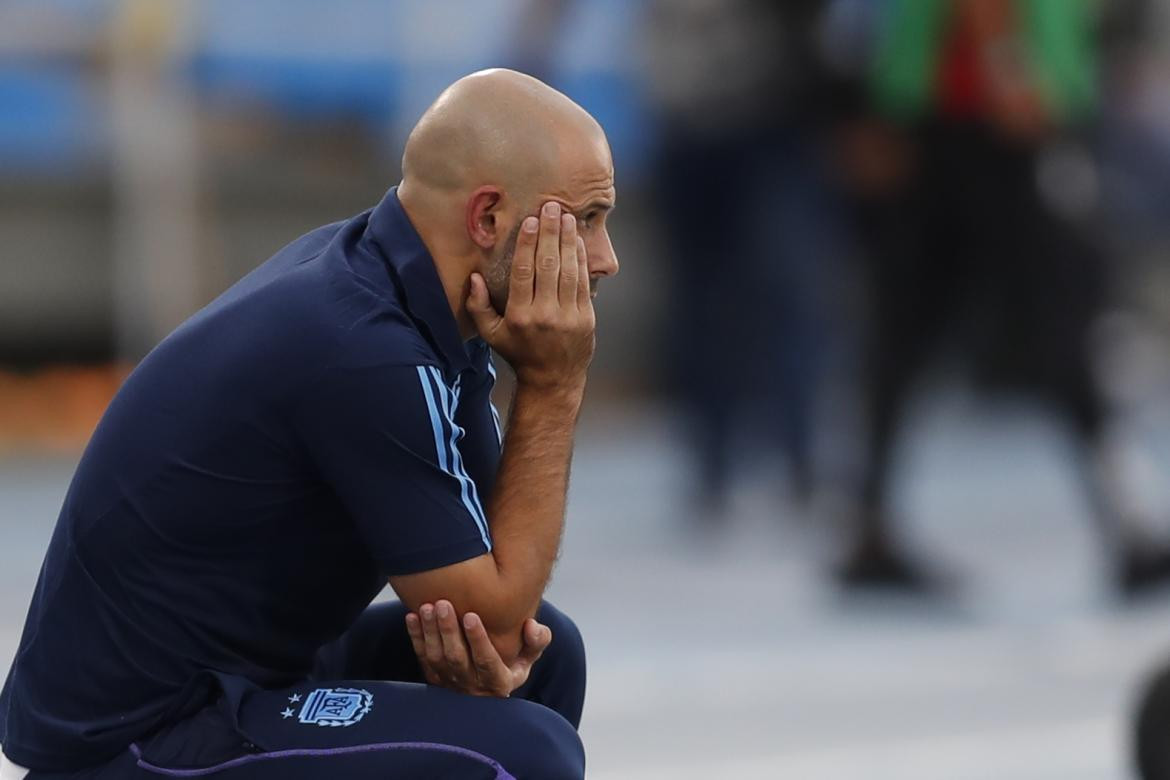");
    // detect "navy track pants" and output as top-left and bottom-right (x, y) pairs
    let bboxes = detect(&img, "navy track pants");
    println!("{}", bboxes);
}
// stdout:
(31, 601), (586, 779)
